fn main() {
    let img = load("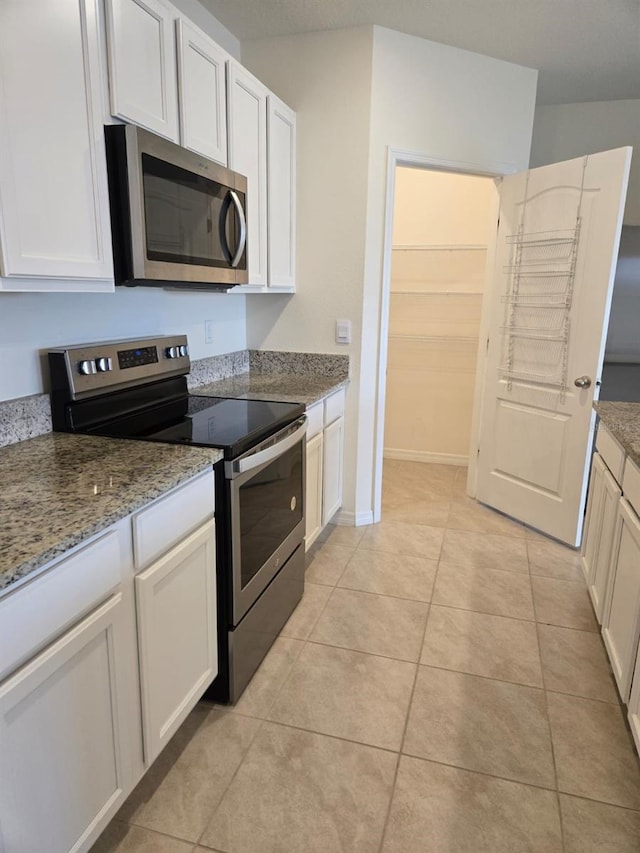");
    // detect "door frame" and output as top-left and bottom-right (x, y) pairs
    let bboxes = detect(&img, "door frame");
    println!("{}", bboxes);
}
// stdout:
(372, 147), (515, 523)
